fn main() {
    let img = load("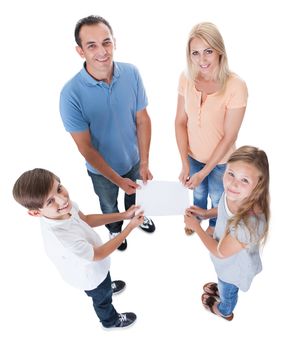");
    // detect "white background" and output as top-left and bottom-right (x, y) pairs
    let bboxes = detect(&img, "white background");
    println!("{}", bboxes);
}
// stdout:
(1, 0), (304, 348)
